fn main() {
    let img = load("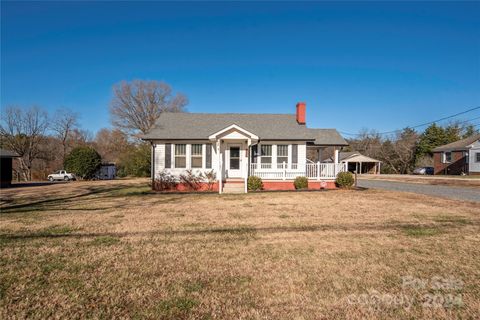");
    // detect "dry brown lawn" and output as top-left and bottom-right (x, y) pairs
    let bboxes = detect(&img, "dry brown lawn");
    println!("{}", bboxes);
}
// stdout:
(1, 179), (479, 319)
(360, 174), (480, 187)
